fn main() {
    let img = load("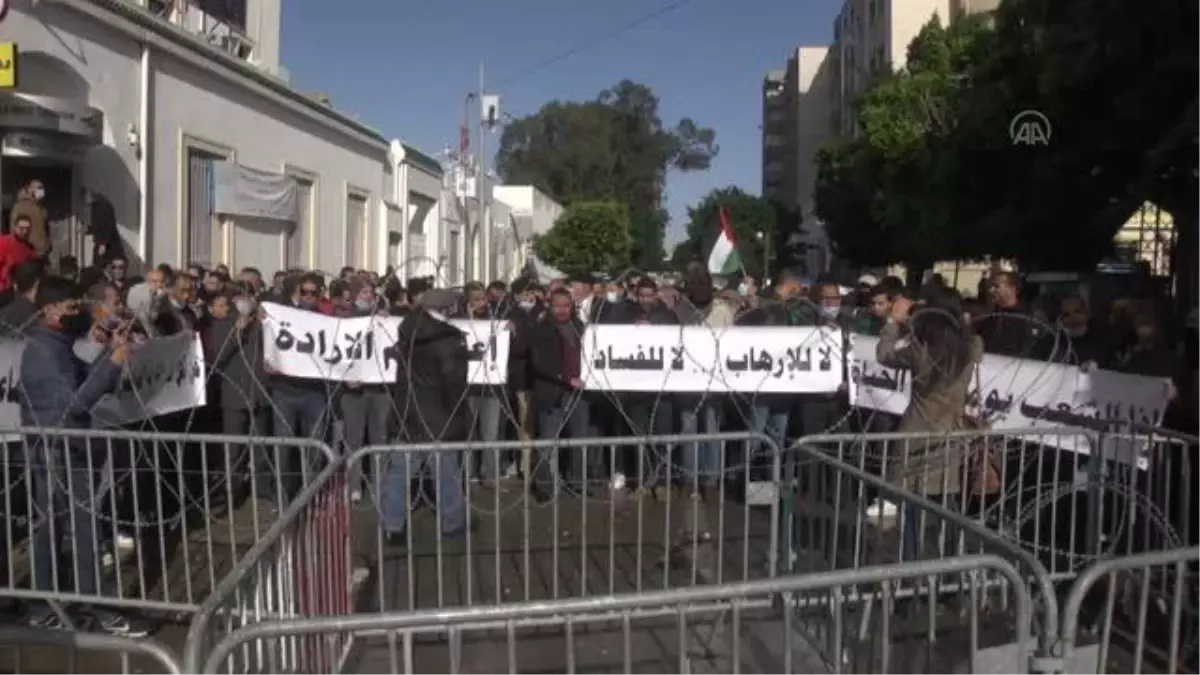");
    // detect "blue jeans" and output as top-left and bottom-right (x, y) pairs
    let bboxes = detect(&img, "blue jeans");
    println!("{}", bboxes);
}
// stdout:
(467, 392), (504, 480)
(535, 398), (595, 489)
(270, 388), (332, 499)
(750, 403), (790, 478)
(381, 450), (466, 535)
(678, 402), (722, 485)
(28, 443), (112, 615)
